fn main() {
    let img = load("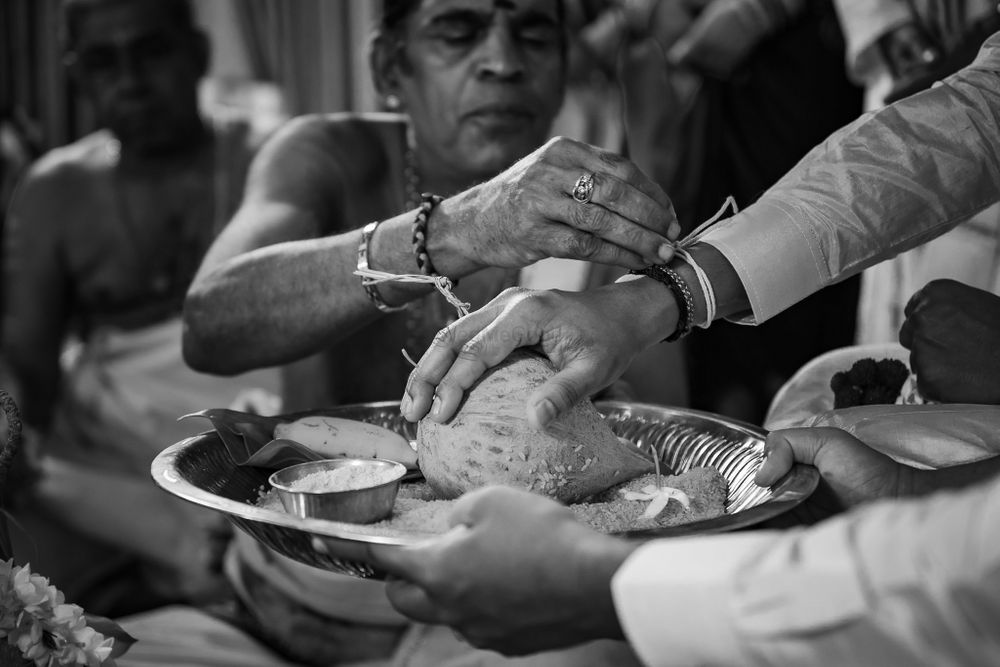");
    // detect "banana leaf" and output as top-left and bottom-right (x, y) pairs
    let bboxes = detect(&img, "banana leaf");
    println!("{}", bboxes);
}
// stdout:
(180, 409), (291, 467)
